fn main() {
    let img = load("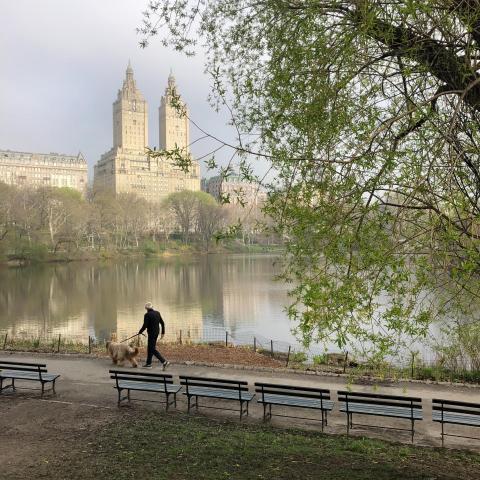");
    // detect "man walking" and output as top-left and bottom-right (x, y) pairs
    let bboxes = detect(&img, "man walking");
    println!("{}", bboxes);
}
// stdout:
(138, 302), (170, 369)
